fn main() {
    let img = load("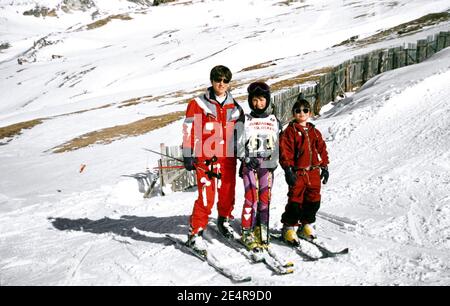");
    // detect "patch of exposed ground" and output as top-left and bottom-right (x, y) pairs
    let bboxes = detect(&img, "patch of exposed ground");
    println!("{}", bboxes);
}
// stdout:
(275, 0), (308, 5)
(23, 6), (57, 17)
(239, 61), (278, 73)
(0, 42), (11, 51)
(335, 12), (450, 47)
(0, 119), (45, 144)
(85, 14), (133, 30)
(51, 111), (184, 153)
(388, 12), (450, 36)
(269, 67), (333, 91)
